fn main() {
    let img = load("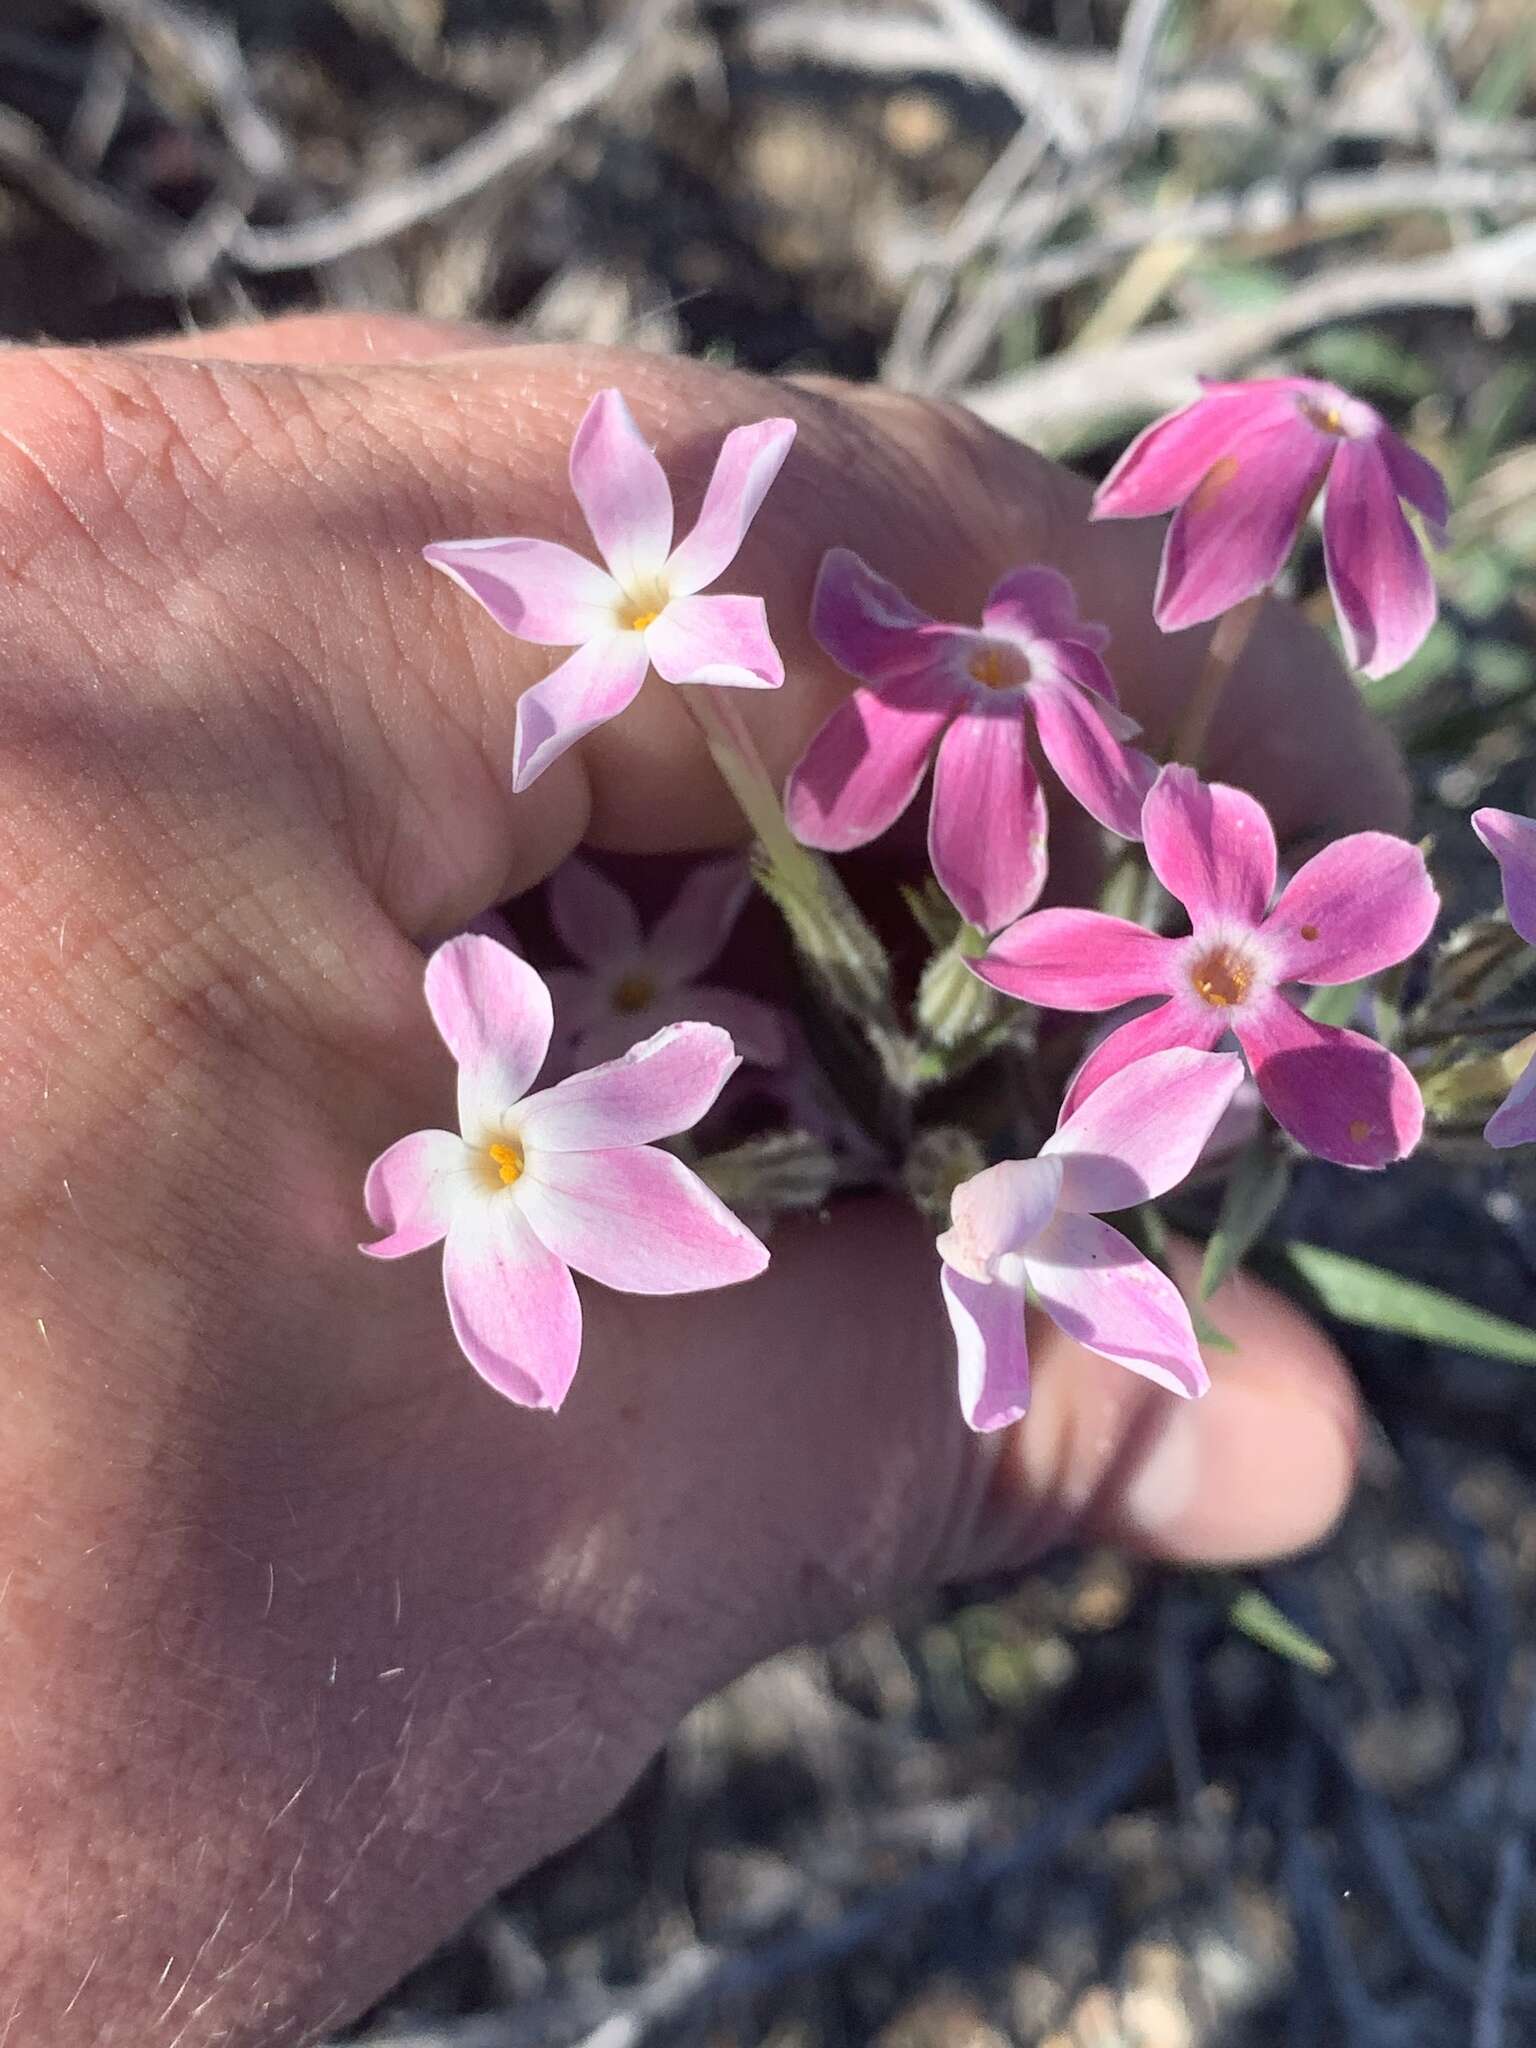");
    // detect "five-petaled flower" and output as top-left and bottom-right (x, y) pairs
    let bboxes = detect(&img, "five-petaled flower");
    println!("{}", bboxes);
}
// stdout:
(1091, 376), (1449, 679)
(974, 765), (1438, 1169)
(426, 389), (796, 791)
(784, 550), (1154, 933)
(362, 934), (768, 1411)
(939, 1048), (1244, 1430)
(545, 855), (786, 1070)
(1472, 807), (1536, 1149)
